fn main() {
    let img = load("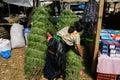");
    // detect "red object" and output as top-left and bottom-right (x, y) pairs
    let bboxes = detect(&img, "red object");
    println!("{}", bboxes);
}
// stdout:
(96, 73), (118, 80)
(47, 32), (53, 42)
(112, 34), (120, 40)
(79, 70), (83, 76)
